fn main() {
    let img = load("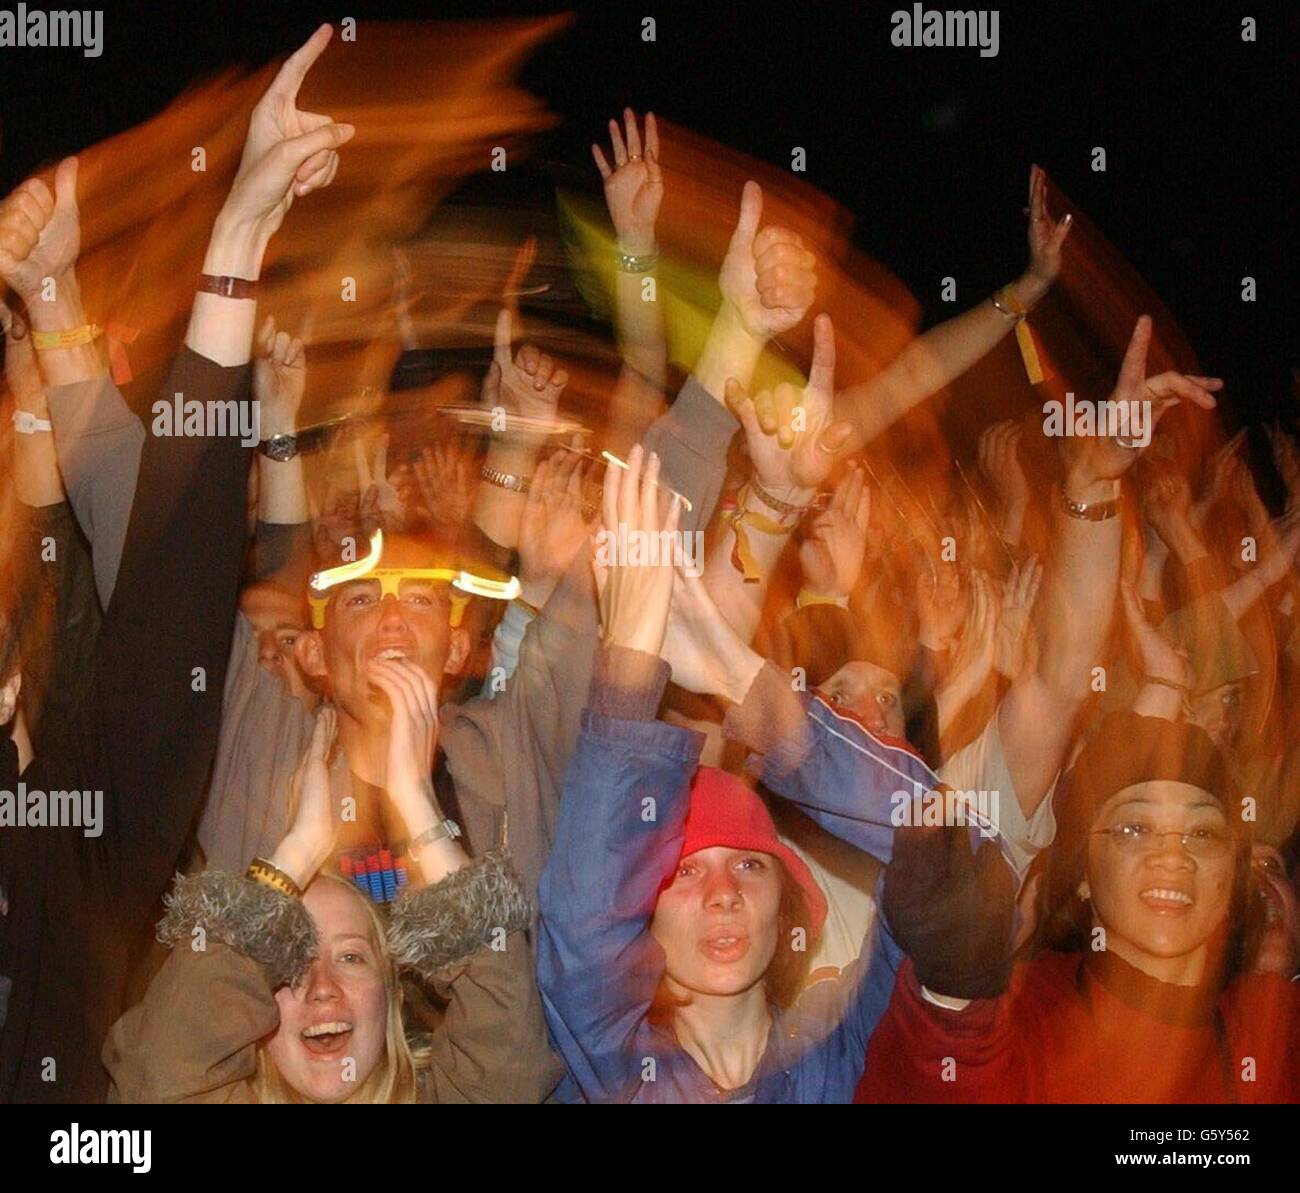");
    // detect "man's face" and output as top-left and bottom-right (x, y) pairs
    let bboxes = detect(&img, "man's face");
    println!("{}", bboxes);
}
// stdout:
(267, 881), (389, 1102)
(239, 583), (318, 709)
(1085, 780), (1235, 985)
(822, 660), (906, 739)
(298, 540), (469, 723)
(650, 846), (783, 999)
